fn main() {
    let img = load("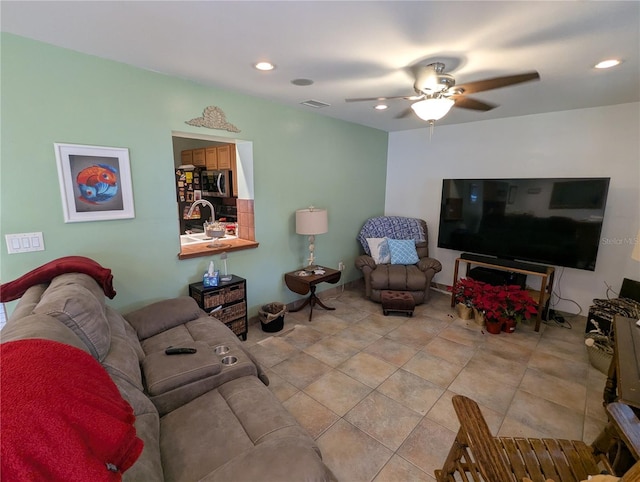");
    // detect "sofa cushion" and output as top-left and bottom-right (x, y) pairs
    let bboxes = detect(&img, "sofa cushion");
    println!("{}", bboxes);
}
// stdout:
(387, 238), (420, 265)
(160, 386), (255, 482)
(217, 376), (316, 447)
(32, 283), (110, 360)
(6, 284), (48, 323)
(366, 238), (391, 264)
(125, 297), (203, 340)
(202, 438), (336, 482)
(112, 377), (164, 482)
(103, 335), (144, 391)
(47, 272), (108, 308)
(0, 313), (90, 354)
(140, 324), (195, 355)
(370, 264), (428, 291)
(142, 341), (222, 396)
(160, 376), (320, 482)
(122, 318), (145, 361)
(105, 306), (144, 360)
